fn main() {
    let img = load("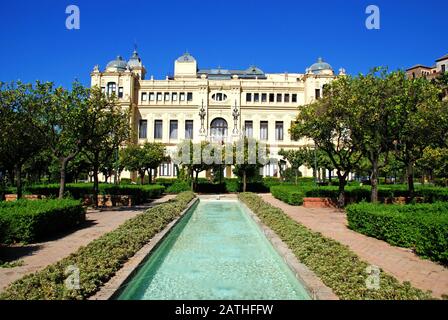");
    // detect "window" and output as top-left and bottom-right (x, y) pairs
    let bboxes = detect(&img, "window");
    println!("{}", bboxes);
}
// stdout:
(107, 82), (116, 96)
(180, 92), (185, 101)
(118, 87), (124, 98)
(169, 120), (178, 140)
(172, 92), (178, 101)
(185, 120), (193, 139)
(141, 92), (147, 101)
(284, 94), (290, 103)
(212, 93), (227, 101)
(210, 118), (228, 141)
(261, 93), (267, 102)
(164, 92), (170, 101)
(154, 120), (163, 139)
(275, 121), (284, 141)
(315, 89), (321, 100)
(159, 162), (171, 177)
(187, 92), (193, 101)
(149, 92), (155, 101)
(254, 93), (260, 102)
(244, 121), (253, 138)
(246, 93), (252, 102)
(157, 93), (162, 101)
(276, 93), (282, 102)
(260, 121), (268, 140)
(292, 94), (297, 103)
(139, 120), (147, 139)
(269, 93), (275, 102)
(442, 64), (446, 73)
